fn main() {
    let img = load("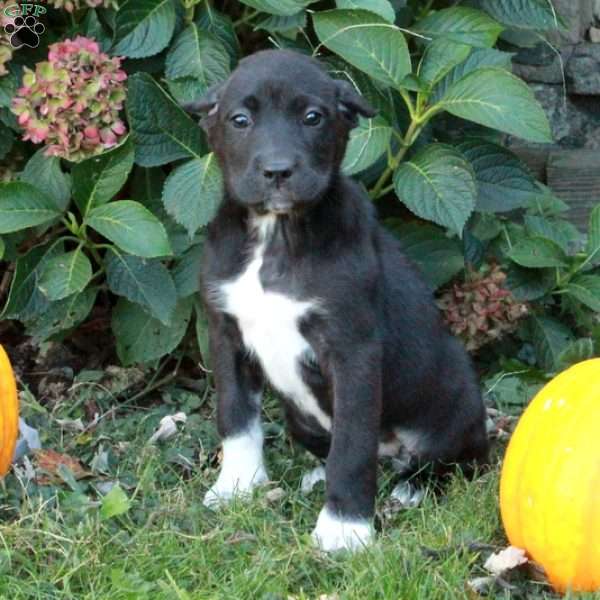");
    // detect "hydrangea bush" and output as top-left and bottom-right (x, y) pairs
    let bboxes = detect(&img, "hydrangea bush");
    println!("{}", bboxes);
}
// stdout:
(0, 0), (598, 386)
